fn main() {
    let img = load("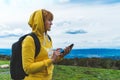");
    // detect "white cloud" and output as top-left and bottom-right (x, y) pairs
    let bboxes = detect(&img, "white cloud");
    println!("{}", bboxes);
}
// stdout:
(0, 0), (120, 49)
(0, 23), (30, 37)
(58, 0), (70, 3)
(0, 0), (55, 23)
